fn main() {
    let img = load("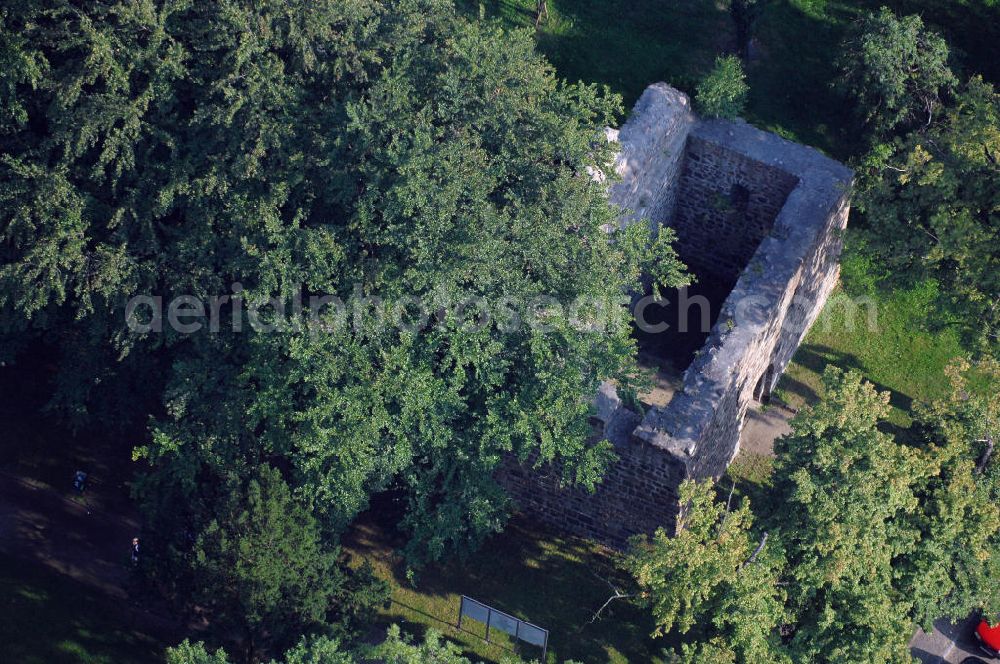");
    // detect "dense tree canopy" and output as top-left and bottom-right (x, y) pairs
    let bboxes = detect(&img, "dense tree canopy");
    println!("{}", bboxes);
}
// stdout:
(167, 625), (578, 664)
(907, 358), (1000, 625)
(0, 0), (668, 559)
(157, 465), (387, 661)
(838, 9), (1000, 352)
(624, 480), (786, 664)
(0, 0), (691, 655)
(621, 366), (1000, 663)
(7, 1), (994, 661)
(854, 76), (1000, 349)
(839, 7), (957, 137)
(771, 369), (923, 663)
